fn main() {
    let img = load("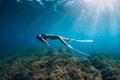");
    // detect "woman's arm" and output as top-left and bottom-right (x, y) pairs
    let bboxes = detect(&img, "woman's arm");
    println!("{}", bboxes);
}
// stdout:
(41, 38), (50, 46)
